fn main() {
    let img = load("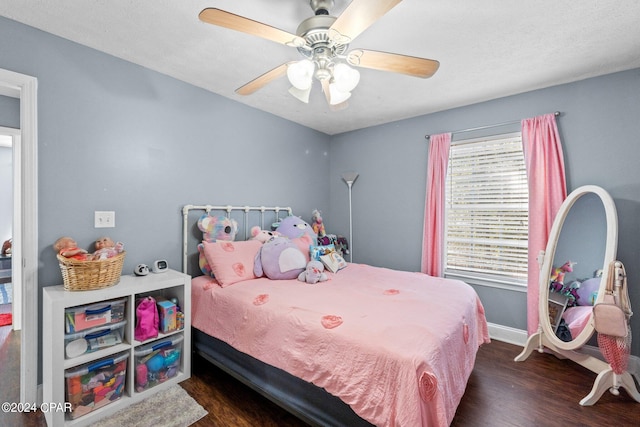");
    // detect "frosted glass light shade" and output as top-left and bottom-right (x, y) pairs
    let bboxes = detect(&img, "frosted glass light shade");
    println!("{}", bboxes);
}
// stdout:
(288, 86), (311, 103)
(329, 83), (351, 105)
(287, 60), (315, 90)
(332, 63), (360, 93)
